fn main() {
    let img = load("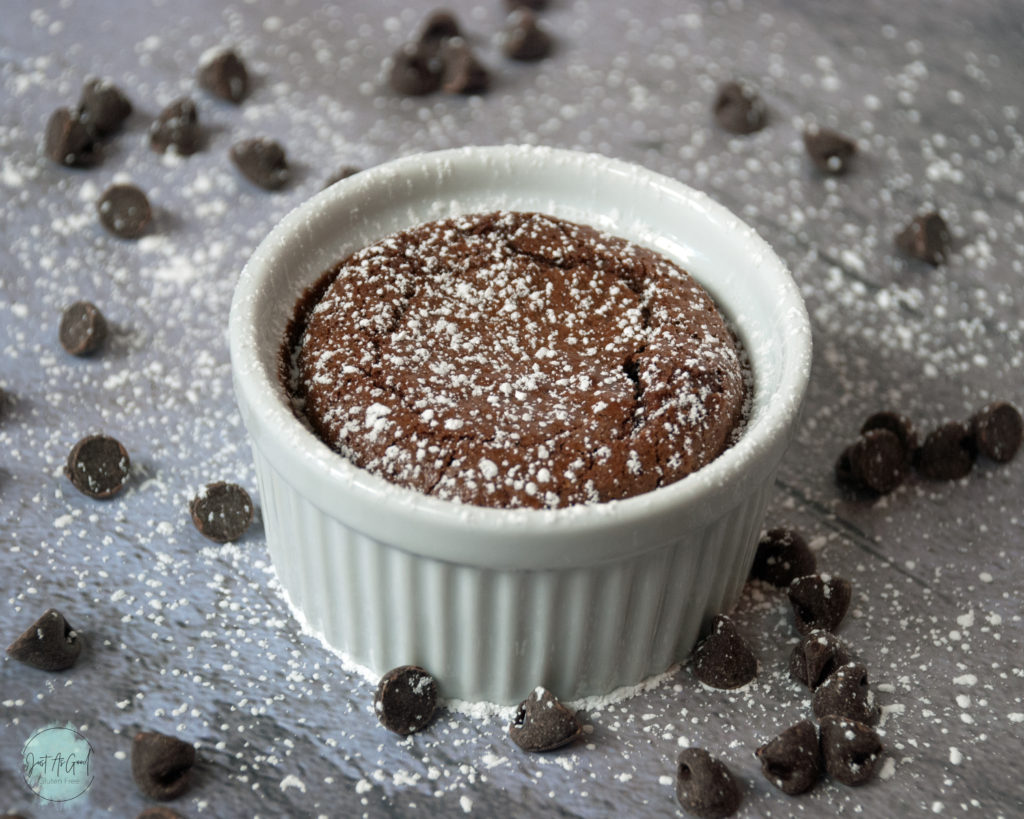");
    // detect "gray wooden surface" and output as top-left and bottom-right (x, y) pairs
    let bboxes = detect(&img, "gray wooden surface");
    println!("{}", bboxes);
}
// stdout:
(2, 1), (1022, 817)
